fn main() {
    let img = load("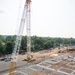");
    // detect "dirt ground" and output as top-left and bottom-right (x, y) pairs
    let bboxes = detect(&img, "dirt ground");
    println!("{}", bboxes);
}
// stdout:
(1, 48), (75, 75)
(18, 48), (63, 63)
